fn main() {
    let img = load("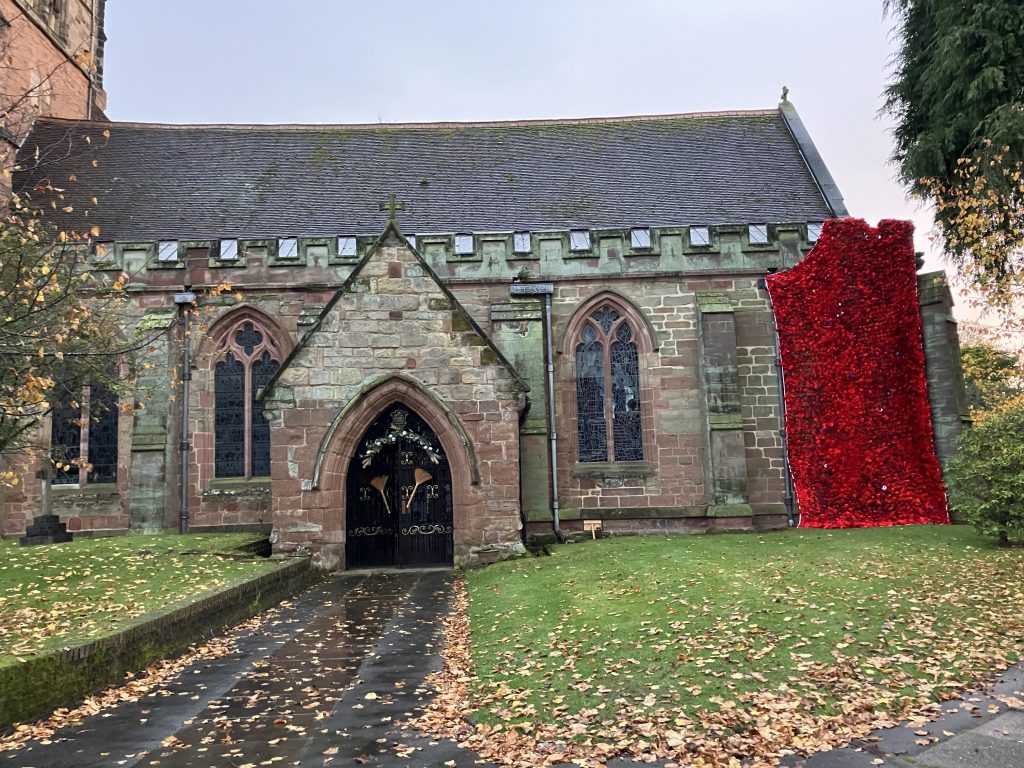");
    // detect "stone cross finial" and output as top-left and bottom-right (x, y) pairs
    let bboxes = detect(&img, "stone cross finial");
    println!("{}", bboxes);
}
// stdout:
(379, 193), (405, 224)
(781, 85), (790, 103)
